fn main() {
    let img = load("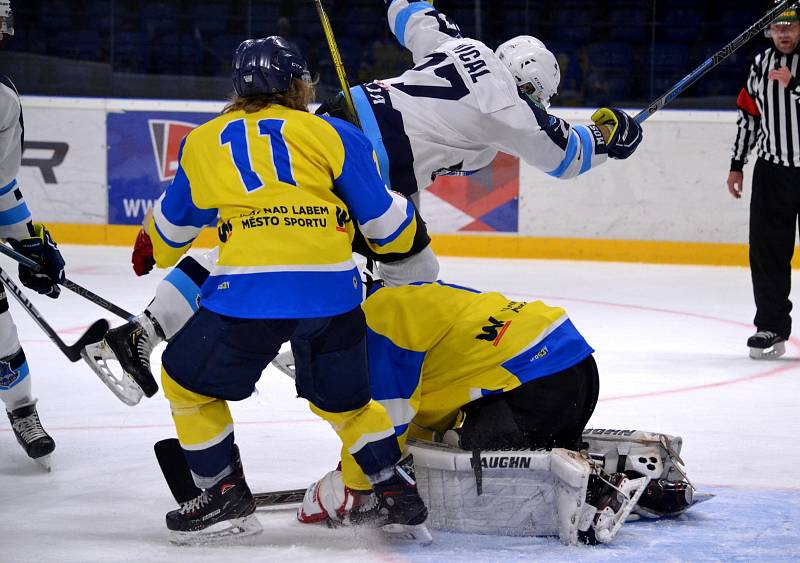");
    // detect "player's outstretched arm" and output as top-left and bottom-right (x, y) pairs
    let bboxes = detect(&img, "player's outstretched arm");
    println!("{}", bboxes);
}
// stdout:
(385, 0), (462, 63)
